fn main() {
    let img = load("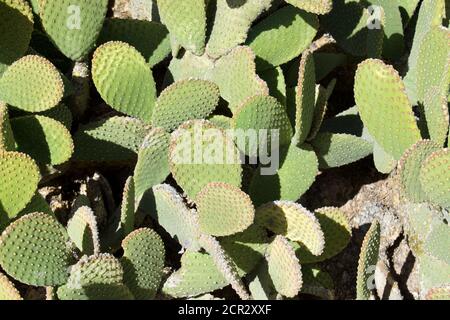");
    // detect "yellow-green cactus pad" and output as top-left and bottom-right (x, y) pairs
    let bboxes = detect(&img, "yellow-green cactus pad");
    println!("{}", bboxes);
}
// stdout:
(212, 46), (269, 112)
(256, 201), (325, 256)
(152, 79), (220, 131)
(157, 0), (206, 55)
(373, 141), (397, 174)
(41, 0), (108, 61)
(67, 206), (100, 256)
(92, 42), (157, 122)
(0, 0), (33, 74)
(0, 103), (15, 151)
(249, 144), (318, 207)
(39, 103), (73, 129)
(121, 228), (165, 299)
(11, 115), (74, 165)
(232, 95), (293, 158)
(311, 132), (373, 169)
(354, 59), (421, 160)
(169, 120), (242, 200)
(397, 140), (440, 203)
(247, 5), (318, 71)
(73, 116), (151, 163)
(196, 182), (255, 237)
(0, 271), (22, 300)
(148, 184), (201, 251)
(292, 50), (316, 145)
(356, 220), (380, 300)
(295, 207), (352, 264)
(0, 55), (64, 112)
(418, 253), (450, 295)
(58, 253), (133, 300)
(420, 149), (450, 208)
(134, 128), (170, 198)
(206, 0), (273, 58)
(120, 176), (135, 238)
(0, 151), (39, 220)
(285, 0), (333, 14)
(266, 235), (302, 298)
(424, 223), (449, 264)
(208, 115), (232, 130)
(98, 18), (170, 67)
(423, 86), (450, 147)
(0, 213), (73, 286)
